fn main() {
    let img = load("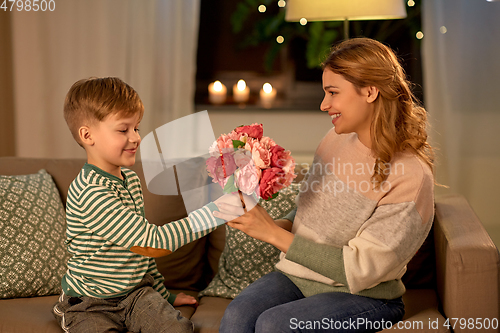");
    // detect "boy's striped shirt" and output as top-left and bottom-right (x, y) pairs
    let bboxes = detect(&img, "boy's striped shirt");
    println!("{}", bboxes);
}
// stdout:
(61, 163), (224, 300)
